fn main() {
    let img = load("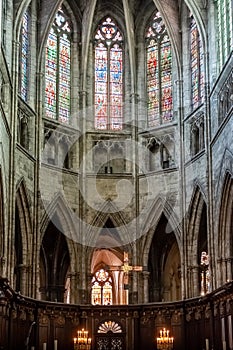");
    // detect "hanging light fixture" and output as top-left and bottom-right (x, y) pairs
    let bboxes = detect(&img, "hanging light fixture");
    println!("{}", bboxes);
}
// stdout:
(156, 328), (174, 349)
(73, 328), (91, 349)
